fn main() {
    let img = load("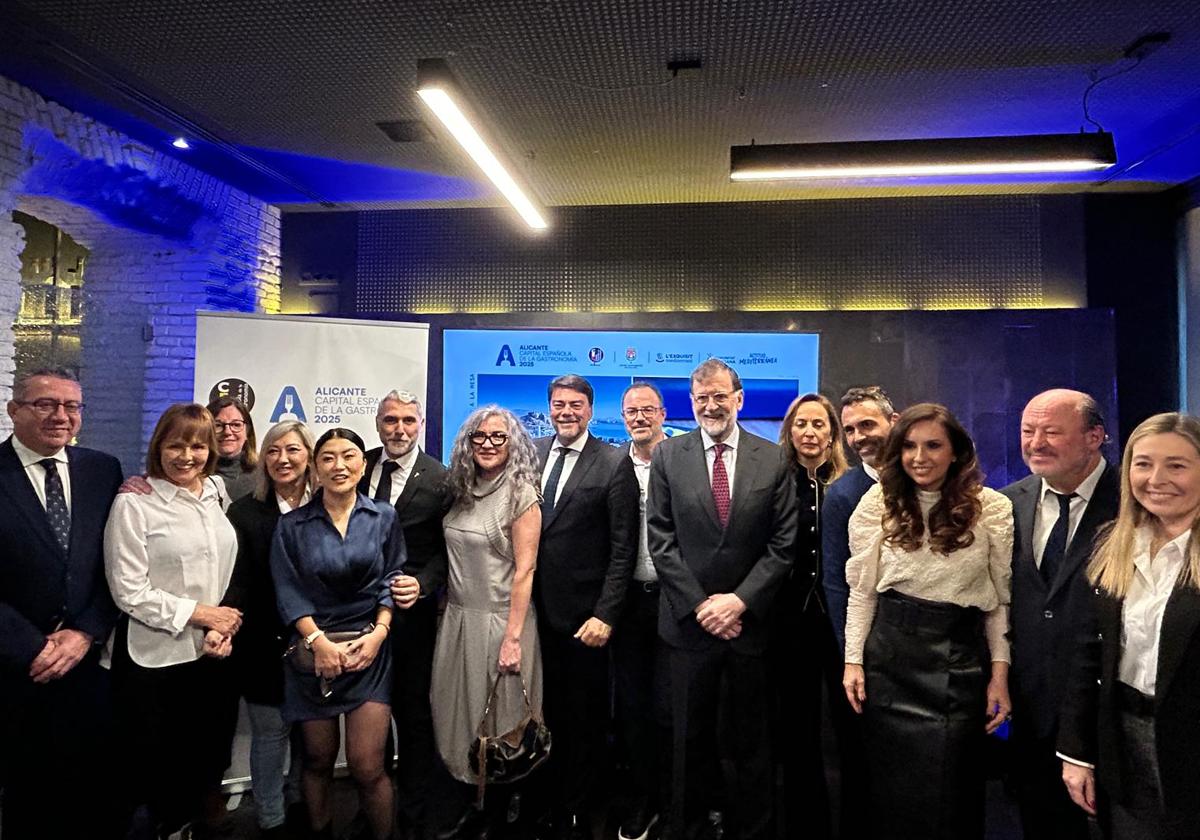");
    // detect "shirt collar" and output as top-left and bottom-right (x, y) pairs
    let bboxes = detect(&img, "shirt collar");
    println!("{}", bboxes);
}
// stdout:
(555, 429), (590, 454)
(700, 424), (740, 452)
(862, 462), (880, 482)
(382, 444), (421, 474)
(11, 434), (67, 468)
(1039, 457), (1107, 505)
(628, 442), (651, 467)
(295, 488), (382, 522)
(1133, 524), (1192, 567)
(147, 475), (222, 503)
